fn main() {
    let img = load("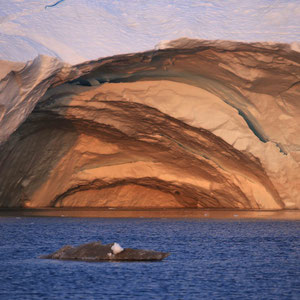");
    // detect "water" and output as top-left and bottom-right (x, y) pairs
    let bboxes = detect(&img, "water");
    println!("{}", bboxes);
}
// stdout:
(0, 217), (299, 299)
